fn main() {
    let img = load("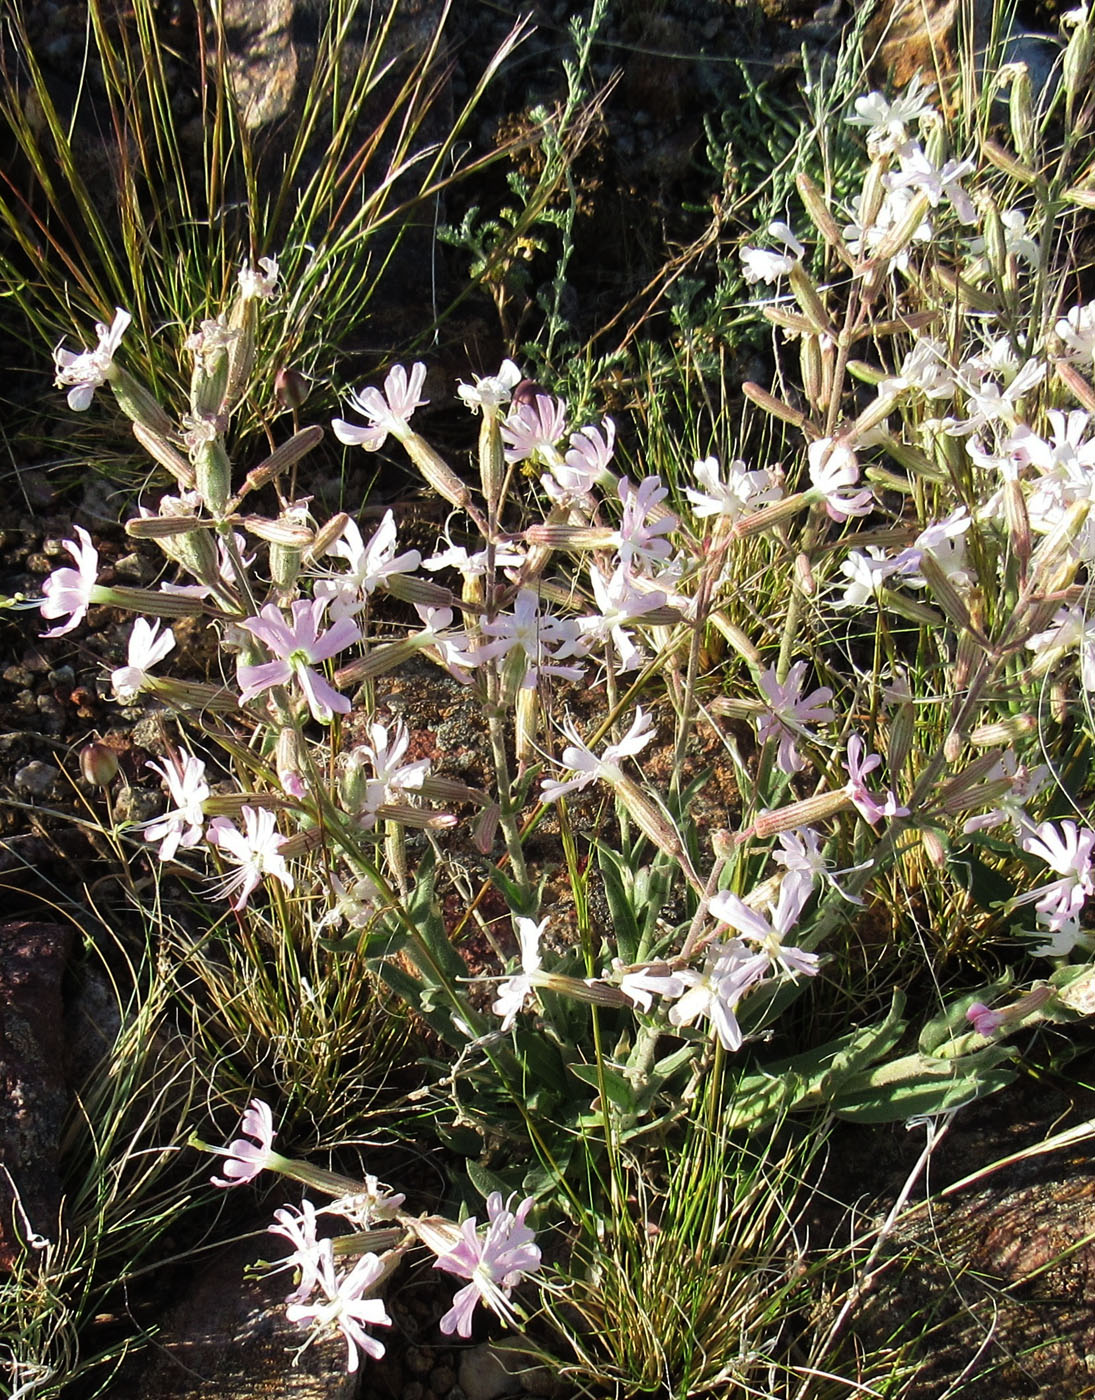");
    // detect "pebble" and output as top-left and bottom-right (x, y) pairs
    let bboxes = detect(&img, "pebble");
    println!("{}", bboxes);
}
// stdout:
(15, 760), (61, 797)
